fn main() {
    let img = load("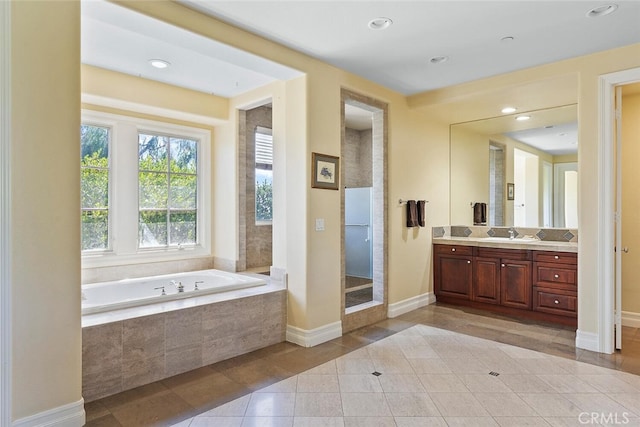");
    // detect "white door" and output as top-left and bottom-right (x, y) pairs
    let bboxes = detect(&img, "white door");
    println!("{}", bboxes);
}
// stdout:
(553, 162), (578, 228)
